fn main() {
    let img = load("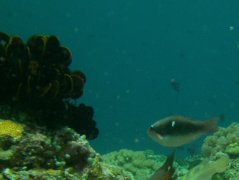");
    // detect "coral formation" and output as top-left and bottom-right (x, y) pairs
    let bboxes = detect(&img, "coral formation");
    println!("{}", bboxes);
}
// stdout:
(102, 149), (202, 180)
(202, 123), (239, 158)
(0, 119), (24, 139)
(179, 152), (230, 180)
(0, 32), (98, 139)
(225, 142), (239, 157)
(83, 159), (132, 180)
(201, 122), (239, 179)
(222, 157), (239, 180)
(0, 121), (130, 179)
(0, 121), (234, 180)
(0, 32), (83, 100)
(102, 148), (237, 180)
(103, 149), (178, 180)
